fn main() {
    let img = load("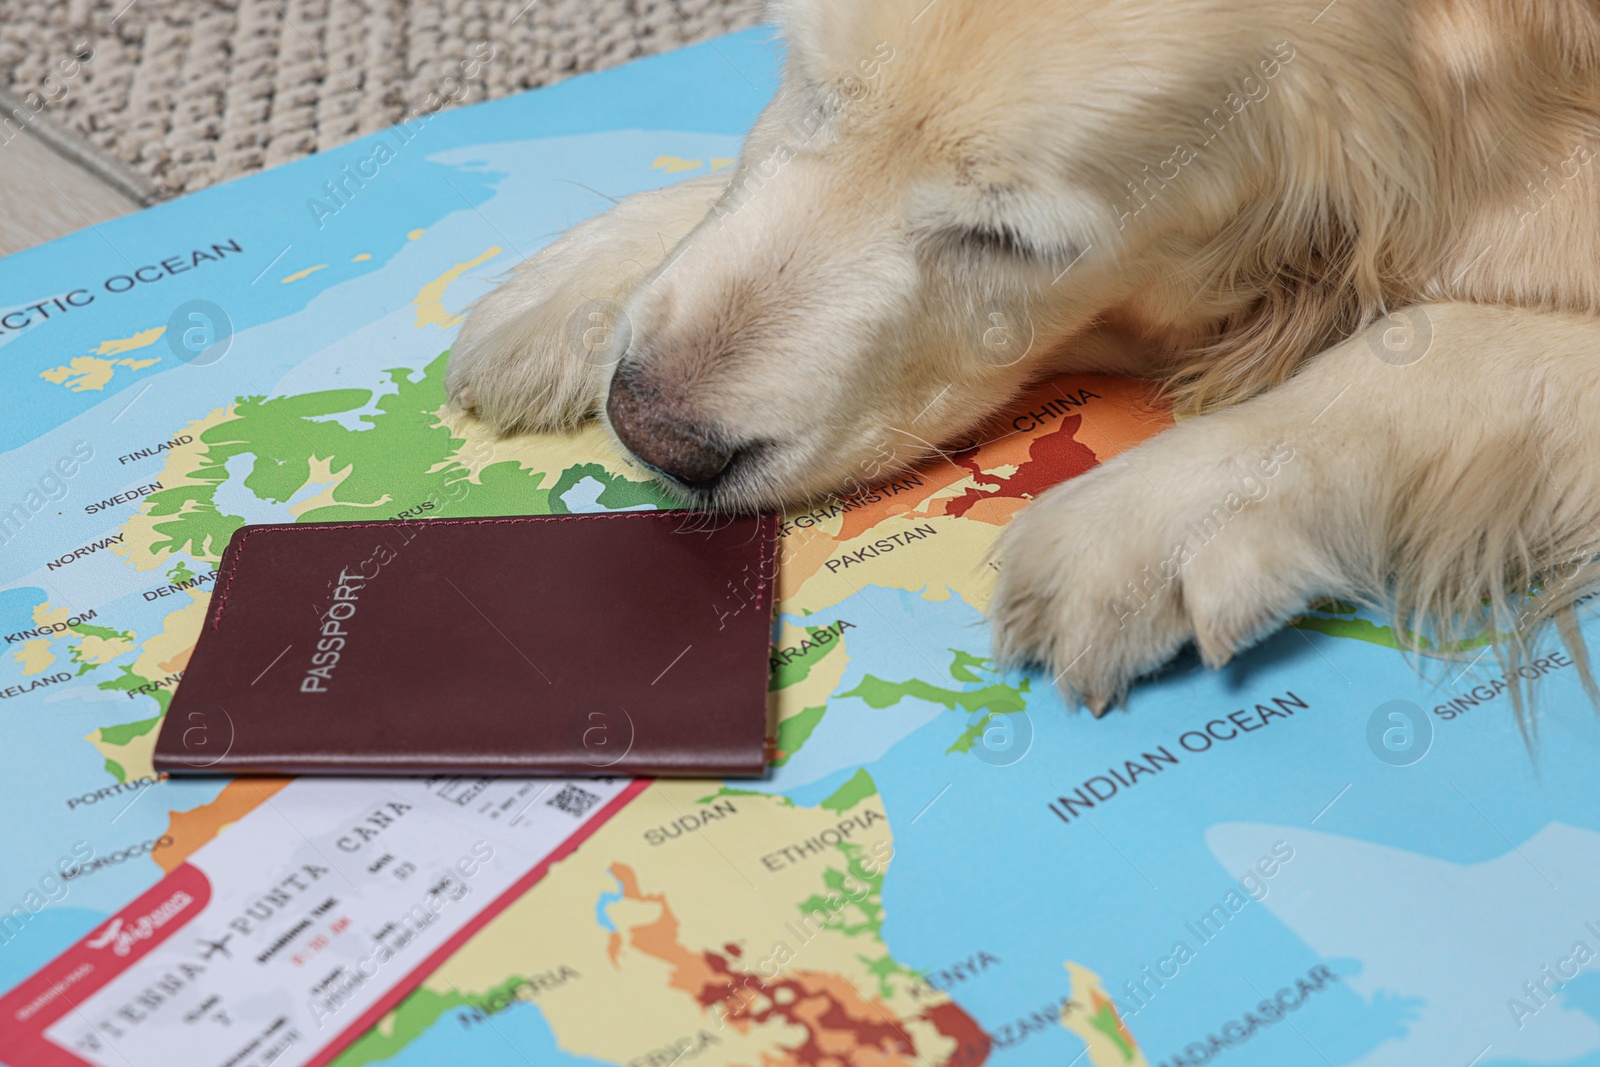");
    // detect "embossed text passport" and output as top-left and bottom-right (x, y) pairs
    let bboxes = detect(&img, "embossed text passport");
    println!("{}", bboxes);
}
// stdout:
(153, 511), (778, 777)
